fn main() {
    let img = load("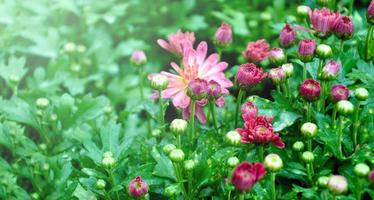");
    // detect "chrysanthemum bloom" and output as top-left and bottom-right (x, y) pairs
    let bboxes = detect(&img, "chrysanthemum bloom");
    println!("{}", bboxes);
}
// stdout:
(128, 176), (148, 198)
(298, 39), (316, 62)
(231, 162), (266, 191)
(242, 39), (270, 63)
(279, 24), (296, 47)
(131, 50), (147, 65)
(368, 0), (374, 24)
(309, 8), (340, 38)
(241, 102), (258, 121)
(268, 48), (287, 65)
(327, 175), (348, 194)
(268, 67), (286, 84)
(237, 115), (285, 148)
(207, 80), (222, 99)
(331, 84), (349, 103)
(187, 78), (208, 100)
(321, 60), (341, 80)
(334, 16), (354, 40)
(156, 41), (233, 123)
(157, 30), (195, 57)
(215, 23), (232, 47)
(236, 63), (266, 87)
(300, 79), (321, 101)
